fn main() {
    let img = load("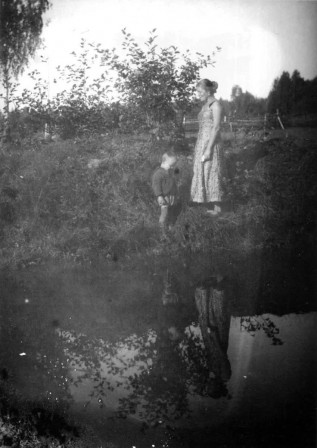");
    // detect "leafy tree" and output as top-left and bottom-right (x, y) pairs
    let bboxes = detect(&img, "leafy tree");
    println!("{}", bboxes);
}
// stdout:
(230, 85), (243, 101)
(7, 29), (220, 140)
(0, 0), (50, 139)
(11, 39), (118, 138)
(303, 77), (317, 114)
(100, 28), (219, 136)
(267, 77), (279, 113)
(8, 30), (219, 140)
(290, 70), (305, 110)
(276, 71), (292, 113)
(230, 85), (266, 118)
(49, 39), (116, 137)
(219, 98), (231, 120)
